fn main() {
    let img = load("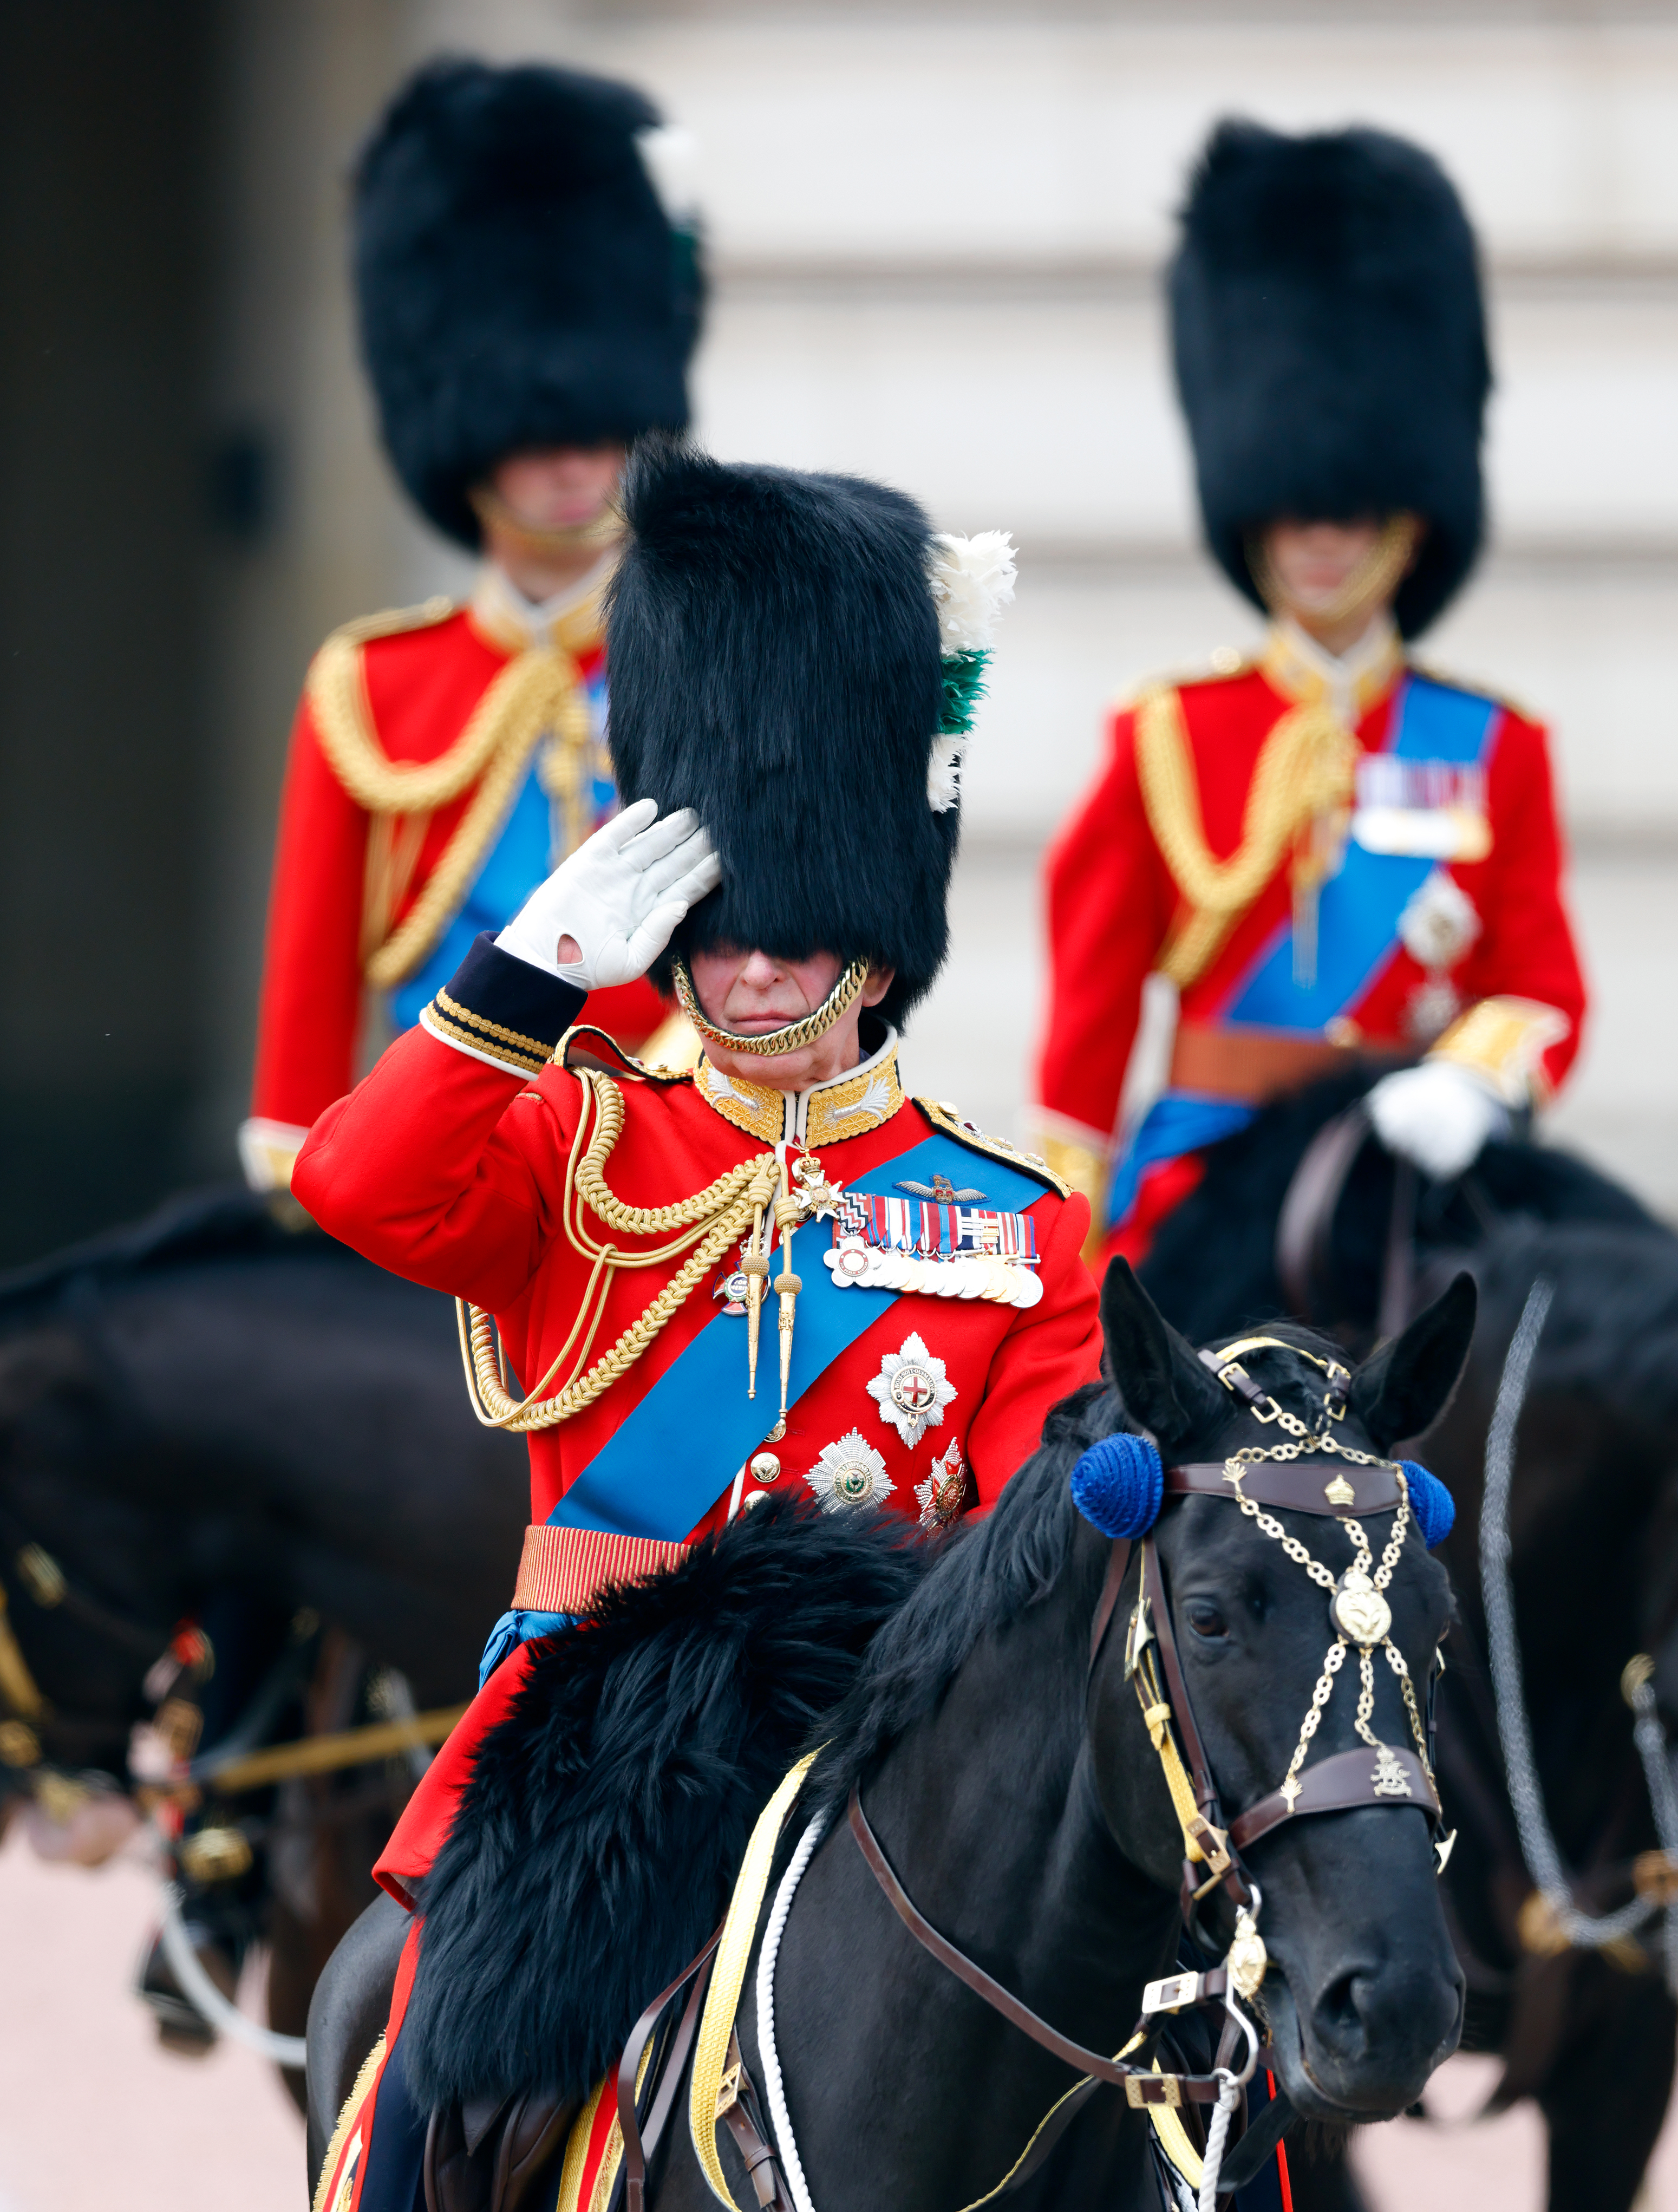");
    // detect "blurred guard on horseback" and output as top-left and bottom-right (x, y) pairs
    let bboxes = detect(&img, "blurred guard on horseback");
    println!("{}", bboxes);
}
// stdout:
(1033, 121), (1586, 1274)
(293, 442), (1101, 2210)
(241, 60), (706, 1196)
